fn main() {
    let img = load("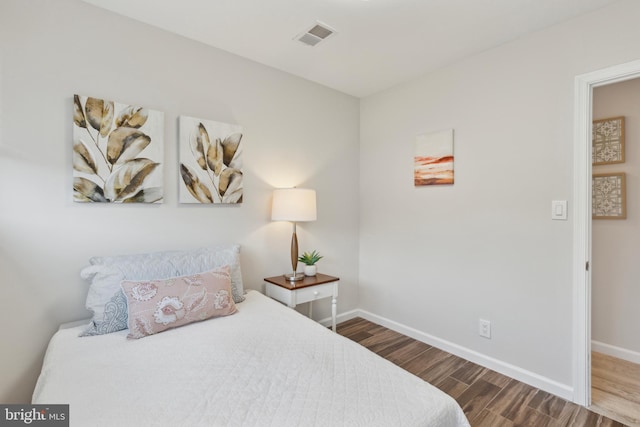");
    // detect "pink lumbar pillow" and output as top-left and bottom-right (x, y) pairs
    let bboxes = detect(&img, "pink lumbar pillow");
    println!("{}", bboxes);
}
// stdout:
(121, 265), (237, 339)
